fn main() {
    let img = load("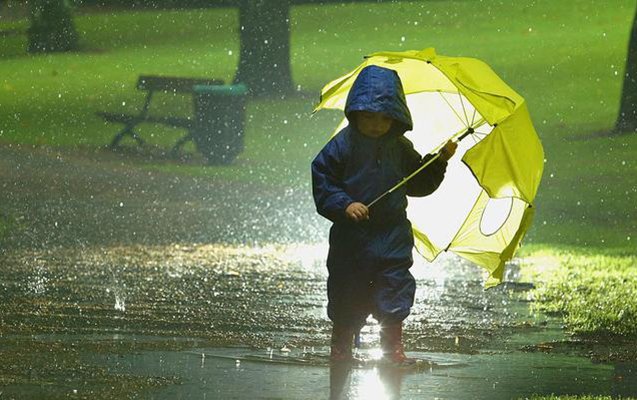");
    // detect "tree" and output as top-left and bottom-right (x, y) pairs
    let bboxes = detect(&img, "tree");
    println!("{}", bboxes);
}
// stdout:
(615, 5), (637, 133)
(233, 0), (293, 97)
(27, 0), (79, 53)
